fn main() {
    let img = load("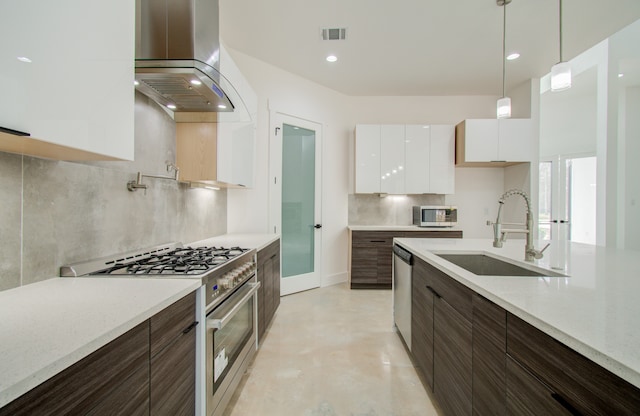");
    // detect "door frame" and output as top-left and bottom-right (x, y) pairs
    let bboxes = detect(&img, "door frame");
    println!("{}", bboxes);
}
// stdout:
(269, 109), (323, 295)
